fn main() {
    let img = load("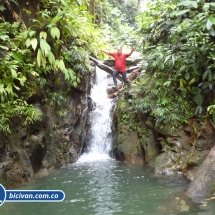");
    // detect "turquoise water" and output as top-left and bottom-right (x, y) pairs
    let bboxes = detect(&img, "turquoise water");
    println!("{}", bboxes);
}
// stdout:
(1, 159), (215, 215)
(1, 68), (215, 215)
